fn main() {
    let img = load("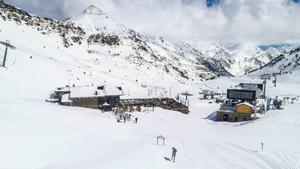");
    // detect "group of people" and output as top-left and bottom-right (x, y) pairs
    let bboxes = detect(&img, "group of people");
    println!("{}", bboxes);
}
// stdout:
(266, 96), (287, 111)
(116, 113), (138, 124)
